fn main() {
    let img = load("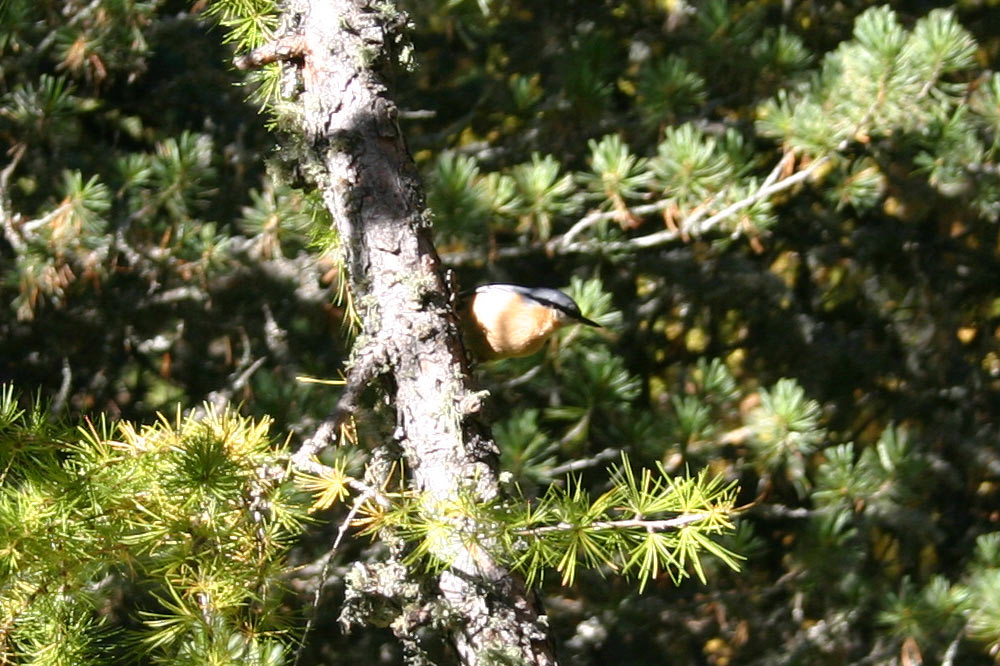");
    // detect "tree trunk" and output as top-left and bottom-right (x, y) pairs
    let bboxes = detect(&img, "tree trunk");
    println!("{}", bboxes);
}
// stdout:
(272, 0), (556, 663)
